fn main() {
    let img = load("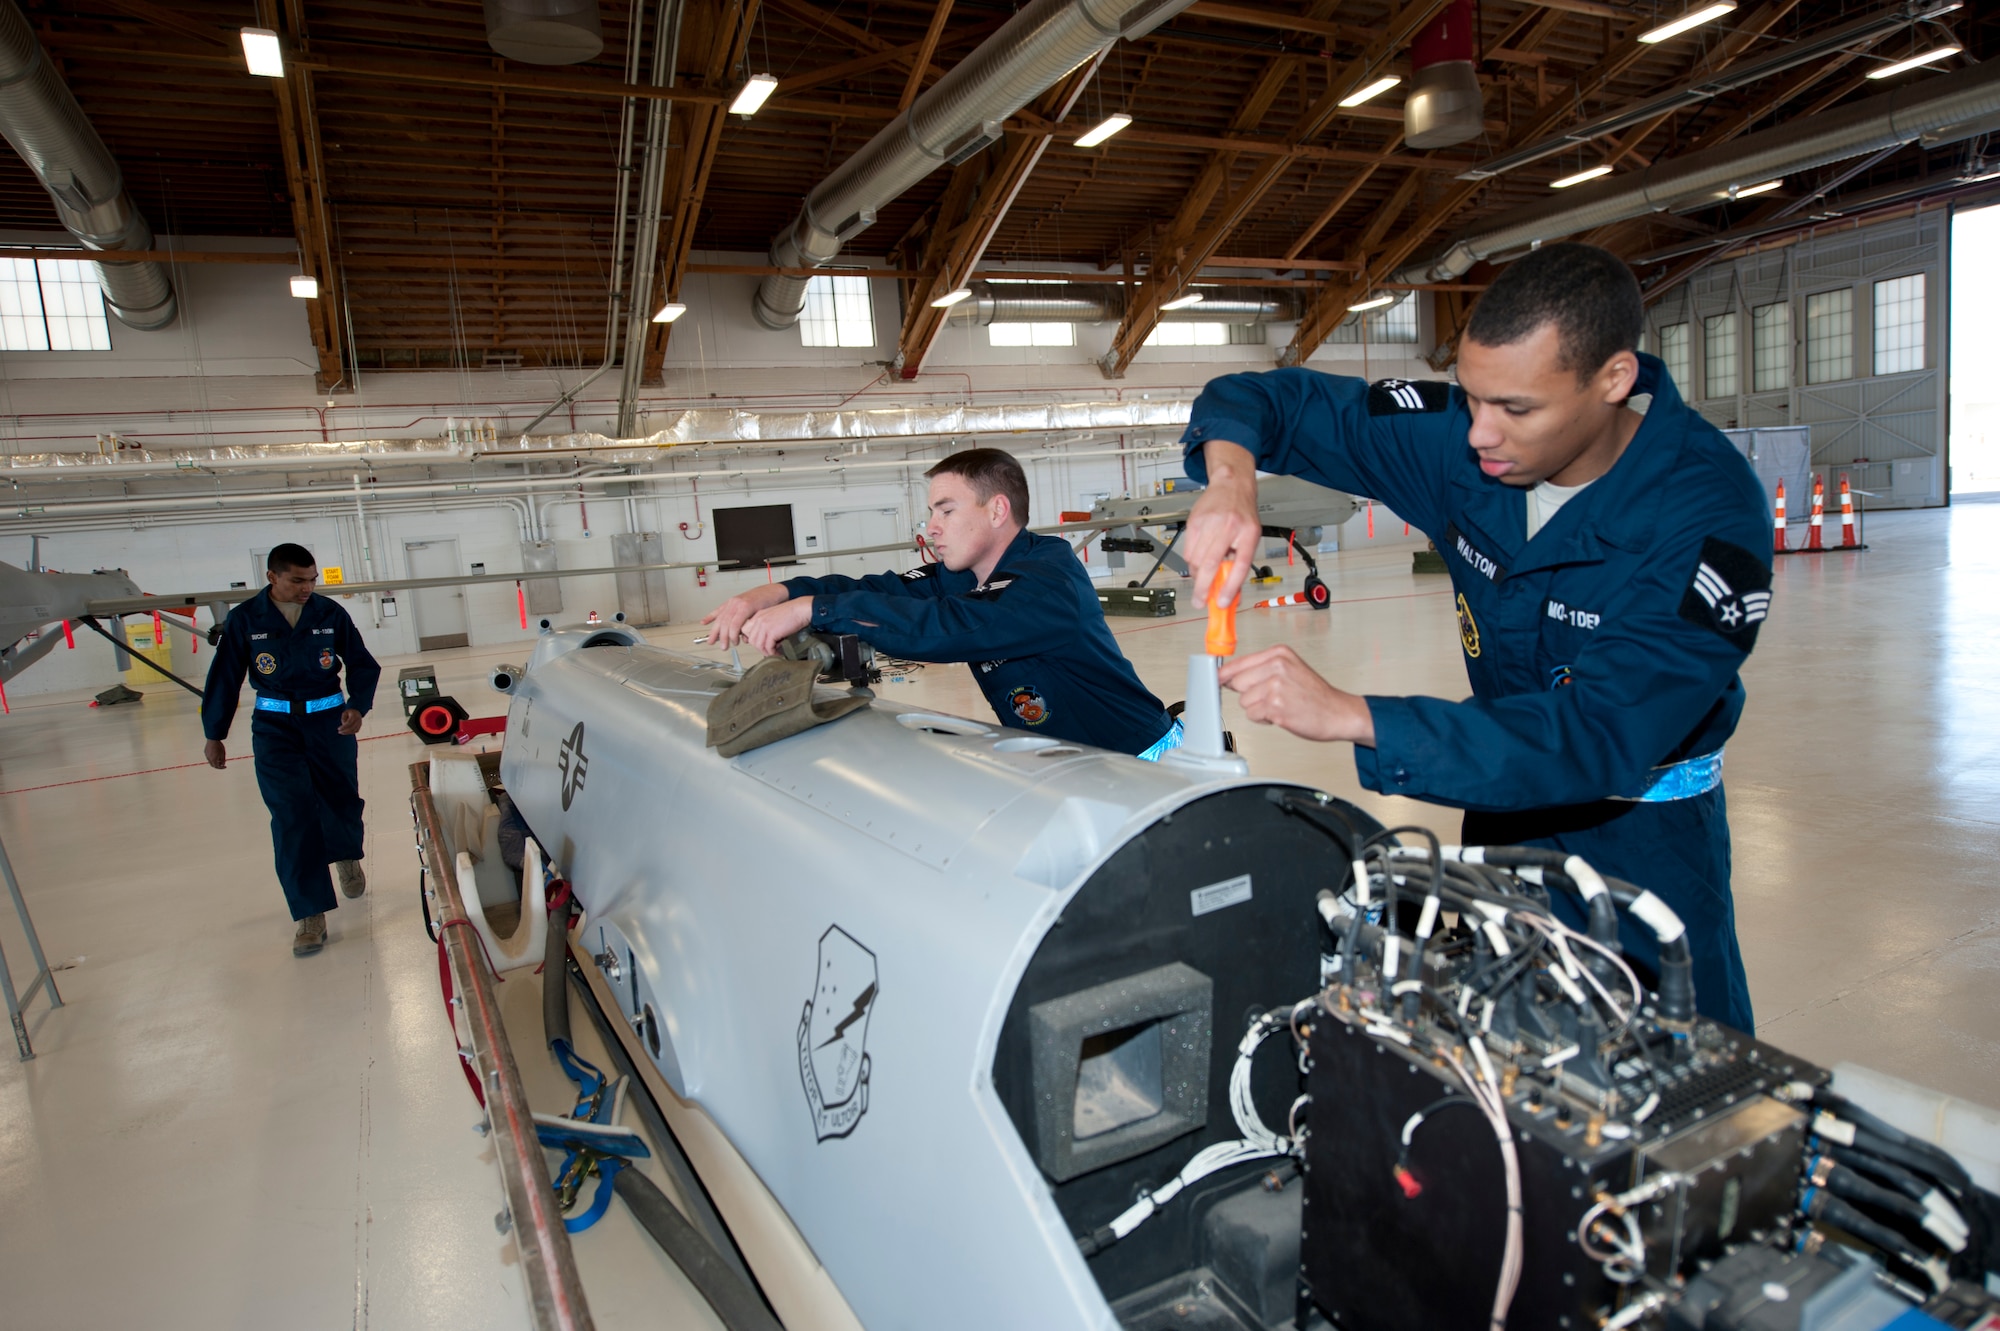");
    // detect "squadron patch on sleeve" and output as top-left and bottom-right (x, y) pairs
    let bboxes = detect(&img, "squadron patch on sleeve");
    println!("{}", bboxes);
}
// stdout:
(1367, 378), (1453, 416)
(1678, 537), (1772, 649)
